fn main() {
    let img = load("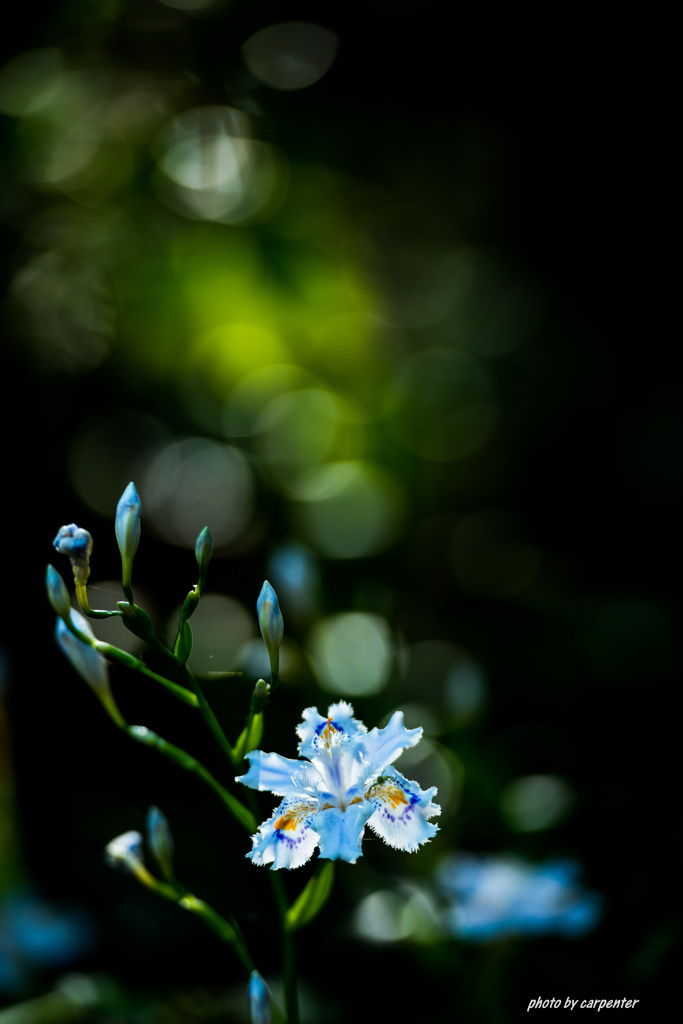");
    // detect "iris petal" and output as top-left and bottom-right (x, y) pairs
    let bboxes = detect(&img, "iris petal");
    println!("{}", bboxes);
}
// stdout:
(360, 711), (423, 776)
(248, 796), (320, 870)
(296, 701), (366, 758)
(237, 750), (307, 795)
(366, 767), (440, 852)
(312, 802), (374, 864)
